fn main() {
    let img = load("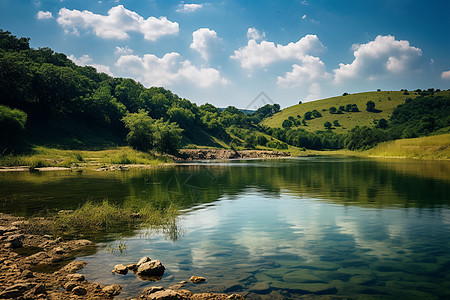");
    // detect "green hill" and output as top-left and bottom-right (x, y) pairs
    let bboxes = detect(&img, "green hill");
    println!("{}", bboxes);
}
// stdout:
(262, 90), (450, 133)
